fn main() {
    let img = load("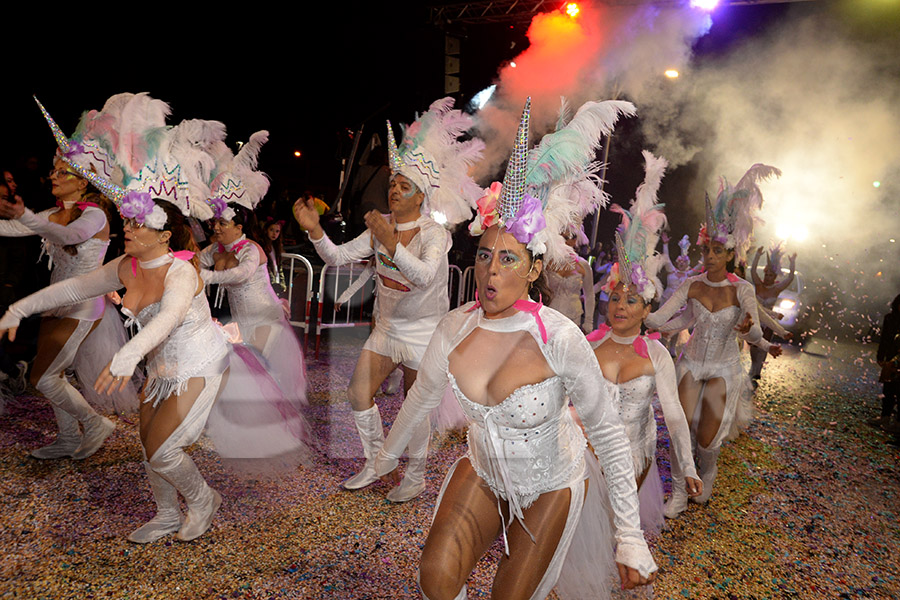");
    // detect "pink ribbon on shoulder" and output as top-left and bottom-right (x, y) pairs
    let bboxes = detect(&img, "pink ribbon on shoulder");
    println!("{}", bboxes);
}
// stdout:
(130, 256), (138, 277)
(172, 250), (195, 261)
(726, 272), (740, 283)
(632, 332), (661, 358)
(217, 240), (249, 254)
(466, 291), (548, 344)
(585, 323), (611, 342)
(56, 200), (100, 210)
